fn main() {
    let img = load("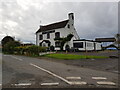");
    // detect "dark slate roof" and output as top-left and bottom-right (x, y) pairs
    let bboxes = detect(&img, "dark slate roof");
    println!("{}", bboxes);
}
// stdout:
(36, 20), (69, 33)
(95, 37), (116, 42)
(73, 39), (95, 42)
